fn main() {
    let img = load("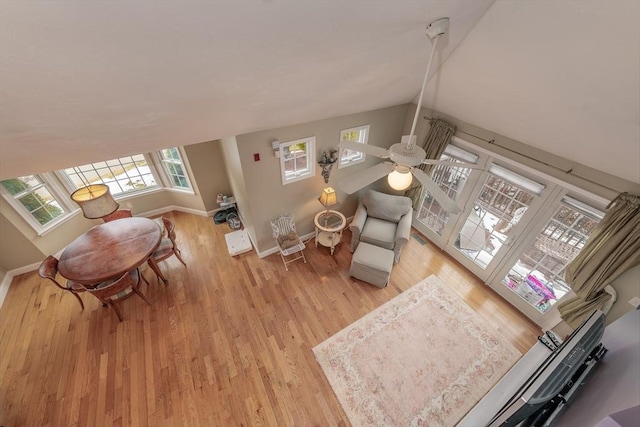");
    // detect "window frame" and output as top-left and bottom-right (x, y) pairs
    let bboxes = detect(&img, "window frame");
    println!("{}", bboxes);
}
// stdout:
(416, 144), (479, 236)
(0, 172), (76, 234)
(278, 136), (316, 185)
(3, 147), (194, 235)
(57, 153), (162, 198)
(338, 124), (370, 169)
(498, 195), (605, 314)
(152, 147), (194, 193)
(411, 136), (612, 326)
